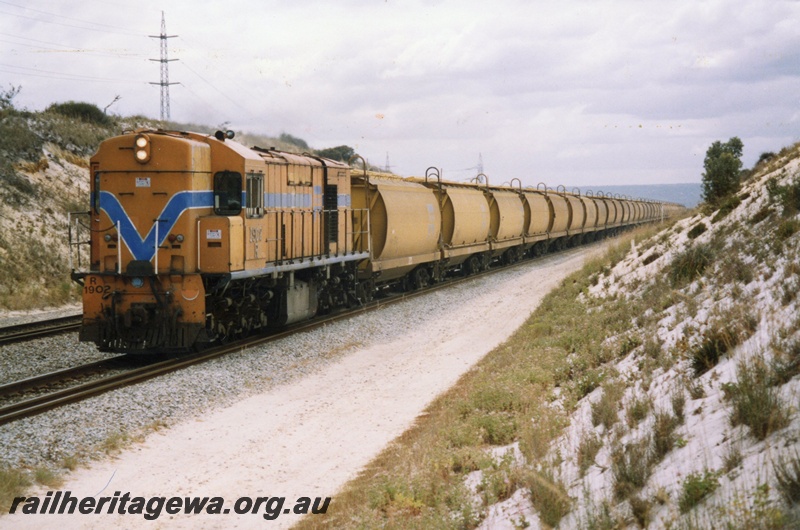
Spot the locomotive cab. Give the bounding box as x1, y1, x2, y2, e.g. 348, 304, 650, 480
73, 130, 214, 352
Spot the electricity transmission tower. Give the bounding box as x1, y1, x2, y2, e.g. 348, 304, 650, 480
150, 12, 178, 121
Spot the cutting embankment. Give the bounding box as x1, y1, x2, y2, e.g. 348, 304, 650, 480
294, 144, 800, 530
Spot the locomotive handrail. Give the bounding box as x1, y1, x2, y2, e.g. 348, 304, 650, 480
348, 154, 373, 259
68, 211, 92, 273
117, 221, 122, 274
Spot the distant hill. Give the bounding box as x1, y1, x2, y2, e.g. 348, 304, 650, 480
584, 183, 702, 207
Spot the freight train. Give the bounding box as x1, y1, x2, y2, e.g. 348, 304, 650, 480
68, 129, 680, 353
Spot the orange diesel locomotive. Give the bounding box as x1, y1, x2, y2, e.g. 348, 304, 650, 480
69, 129, 678, 353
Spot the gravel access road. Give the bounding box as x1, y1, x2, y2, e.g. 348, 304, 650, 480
1, 242, 611, 529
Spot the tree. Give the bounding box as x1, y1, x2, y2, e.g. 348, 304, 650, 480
316, 145, 356, 163
279, 133, 309, 150
701, 137, 743, 206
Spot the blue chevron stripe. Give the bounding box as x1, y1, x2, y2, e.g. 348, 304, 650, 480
99, 191, 213, 262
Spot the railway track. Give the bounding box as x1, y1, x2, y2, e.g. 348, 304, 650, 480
0, 315, 82, 346
0, 241, 610, 426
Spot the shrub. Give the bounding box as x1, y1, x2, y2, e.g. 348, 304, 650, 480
776, 219, 800, 241
756, 151, 776, 167
642, 251, 661, 266
691, 308, 758, 376
611, 438, 652, 500
470, 413, 517, 445
0, 114, 44, 163
669, 243, 714, 287
767, 174, 800, 217
711, 195, 742, 223
679, 469, 720, 513
626, 396, 651, 428
652, 412, 679, 461
0, 466, 31, 513
630, 495, 652, 528
525, 469, 571, 527
671, 390, 686, 424
577, 431, 603, 475
773, 450, 800, 506
687, 223, 707, 239
726, 358, 789, 440
45, 101, 111, 125
592, 382, 623, 429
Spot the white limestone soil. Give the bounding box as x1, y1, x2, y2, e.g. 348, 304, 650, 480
7, 243, 611, 530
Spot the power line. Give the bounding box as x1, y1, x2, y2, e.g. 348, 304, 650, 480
0, 35, 144, 60
0, 62, 142, 83
0, 1, 145, 37
178, 60, 251, 115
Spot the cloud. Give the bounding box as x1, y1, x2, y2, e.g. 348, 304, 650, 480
2, 0, 799, 187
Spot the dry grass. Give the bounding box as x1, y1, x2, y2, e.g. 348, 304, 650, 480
292, 227, 662, 529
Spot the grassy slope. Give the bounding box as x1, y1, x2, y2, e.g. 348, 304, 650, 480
293, 144, 800, 529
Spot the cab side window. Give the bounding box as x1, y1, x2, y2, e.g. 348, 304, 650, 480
214, 171, 242, 215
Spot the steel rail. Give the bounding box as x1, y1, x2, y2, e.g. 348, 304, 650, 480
0, 239, 610, 426
0, 356, 129, 398
0, 315, 82, 346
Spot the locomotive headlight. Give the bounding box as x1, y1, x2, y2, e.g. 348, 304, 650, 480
175, 234, 184, 243
104, 234, 112, 242
131, 277, 144, 288
134, 134, 151, 164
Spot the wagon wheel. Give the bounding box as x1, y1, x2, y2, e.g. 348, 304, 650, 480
413, 267, 430, 290
465, 256, 481, 276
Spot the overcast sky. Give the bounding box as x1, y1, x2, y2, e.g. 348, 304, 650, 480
2, 0, 799, 188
